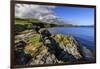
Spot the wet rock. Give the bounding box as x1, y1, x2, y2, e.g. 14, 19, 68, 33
81, 46, 94, 61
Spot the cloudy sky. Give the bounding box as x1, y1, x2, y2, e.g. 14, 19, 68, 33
15, 4, 94, 25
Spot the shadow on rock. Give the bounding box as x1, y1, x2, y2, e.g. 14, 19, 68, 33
14, 41, 33, 65
44, 37, 76, 62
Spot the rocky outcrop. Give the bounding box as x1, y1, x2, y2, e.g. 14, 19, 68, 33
15, 30, 35, 41
24, 43, 59, 65
54, 34, 82, 59
15, 30, 94, 65
27, 48, 58, 65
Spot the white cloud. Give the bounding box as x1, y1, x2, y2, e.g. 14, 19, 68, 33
15, 4, 57, 22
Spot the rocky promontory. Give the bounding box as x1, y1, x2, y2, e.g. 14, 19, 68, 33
14, 29, 94, 65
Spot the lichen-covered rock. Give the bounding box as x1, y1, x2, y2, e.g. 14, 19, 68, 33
54, 34, 82, 59
15, 30, 94, 65
25, 44, 59, 65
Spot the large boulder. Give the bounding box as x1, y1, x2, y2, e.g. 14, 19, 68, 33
39, 28, 51, 38
54, 34, 82, 59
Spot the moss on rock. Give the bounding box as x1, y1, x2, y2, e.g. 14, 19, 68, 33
26, 34, 41, 44
53, 34, 82, 59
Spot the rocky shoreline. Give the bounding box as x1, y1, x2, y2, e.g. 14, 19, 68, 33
14, 28, 94, 65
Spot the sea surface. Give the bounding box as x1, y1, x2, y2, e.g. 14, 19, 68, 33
48, 26, 95, 51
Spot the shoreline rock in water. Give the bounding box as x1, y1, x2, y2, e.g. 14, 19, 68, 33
53, 34, 82, 59
15, 29, 94, 65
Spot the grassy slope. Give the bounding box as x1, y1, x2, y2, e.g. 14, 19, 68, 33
15, 18, 75, 28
